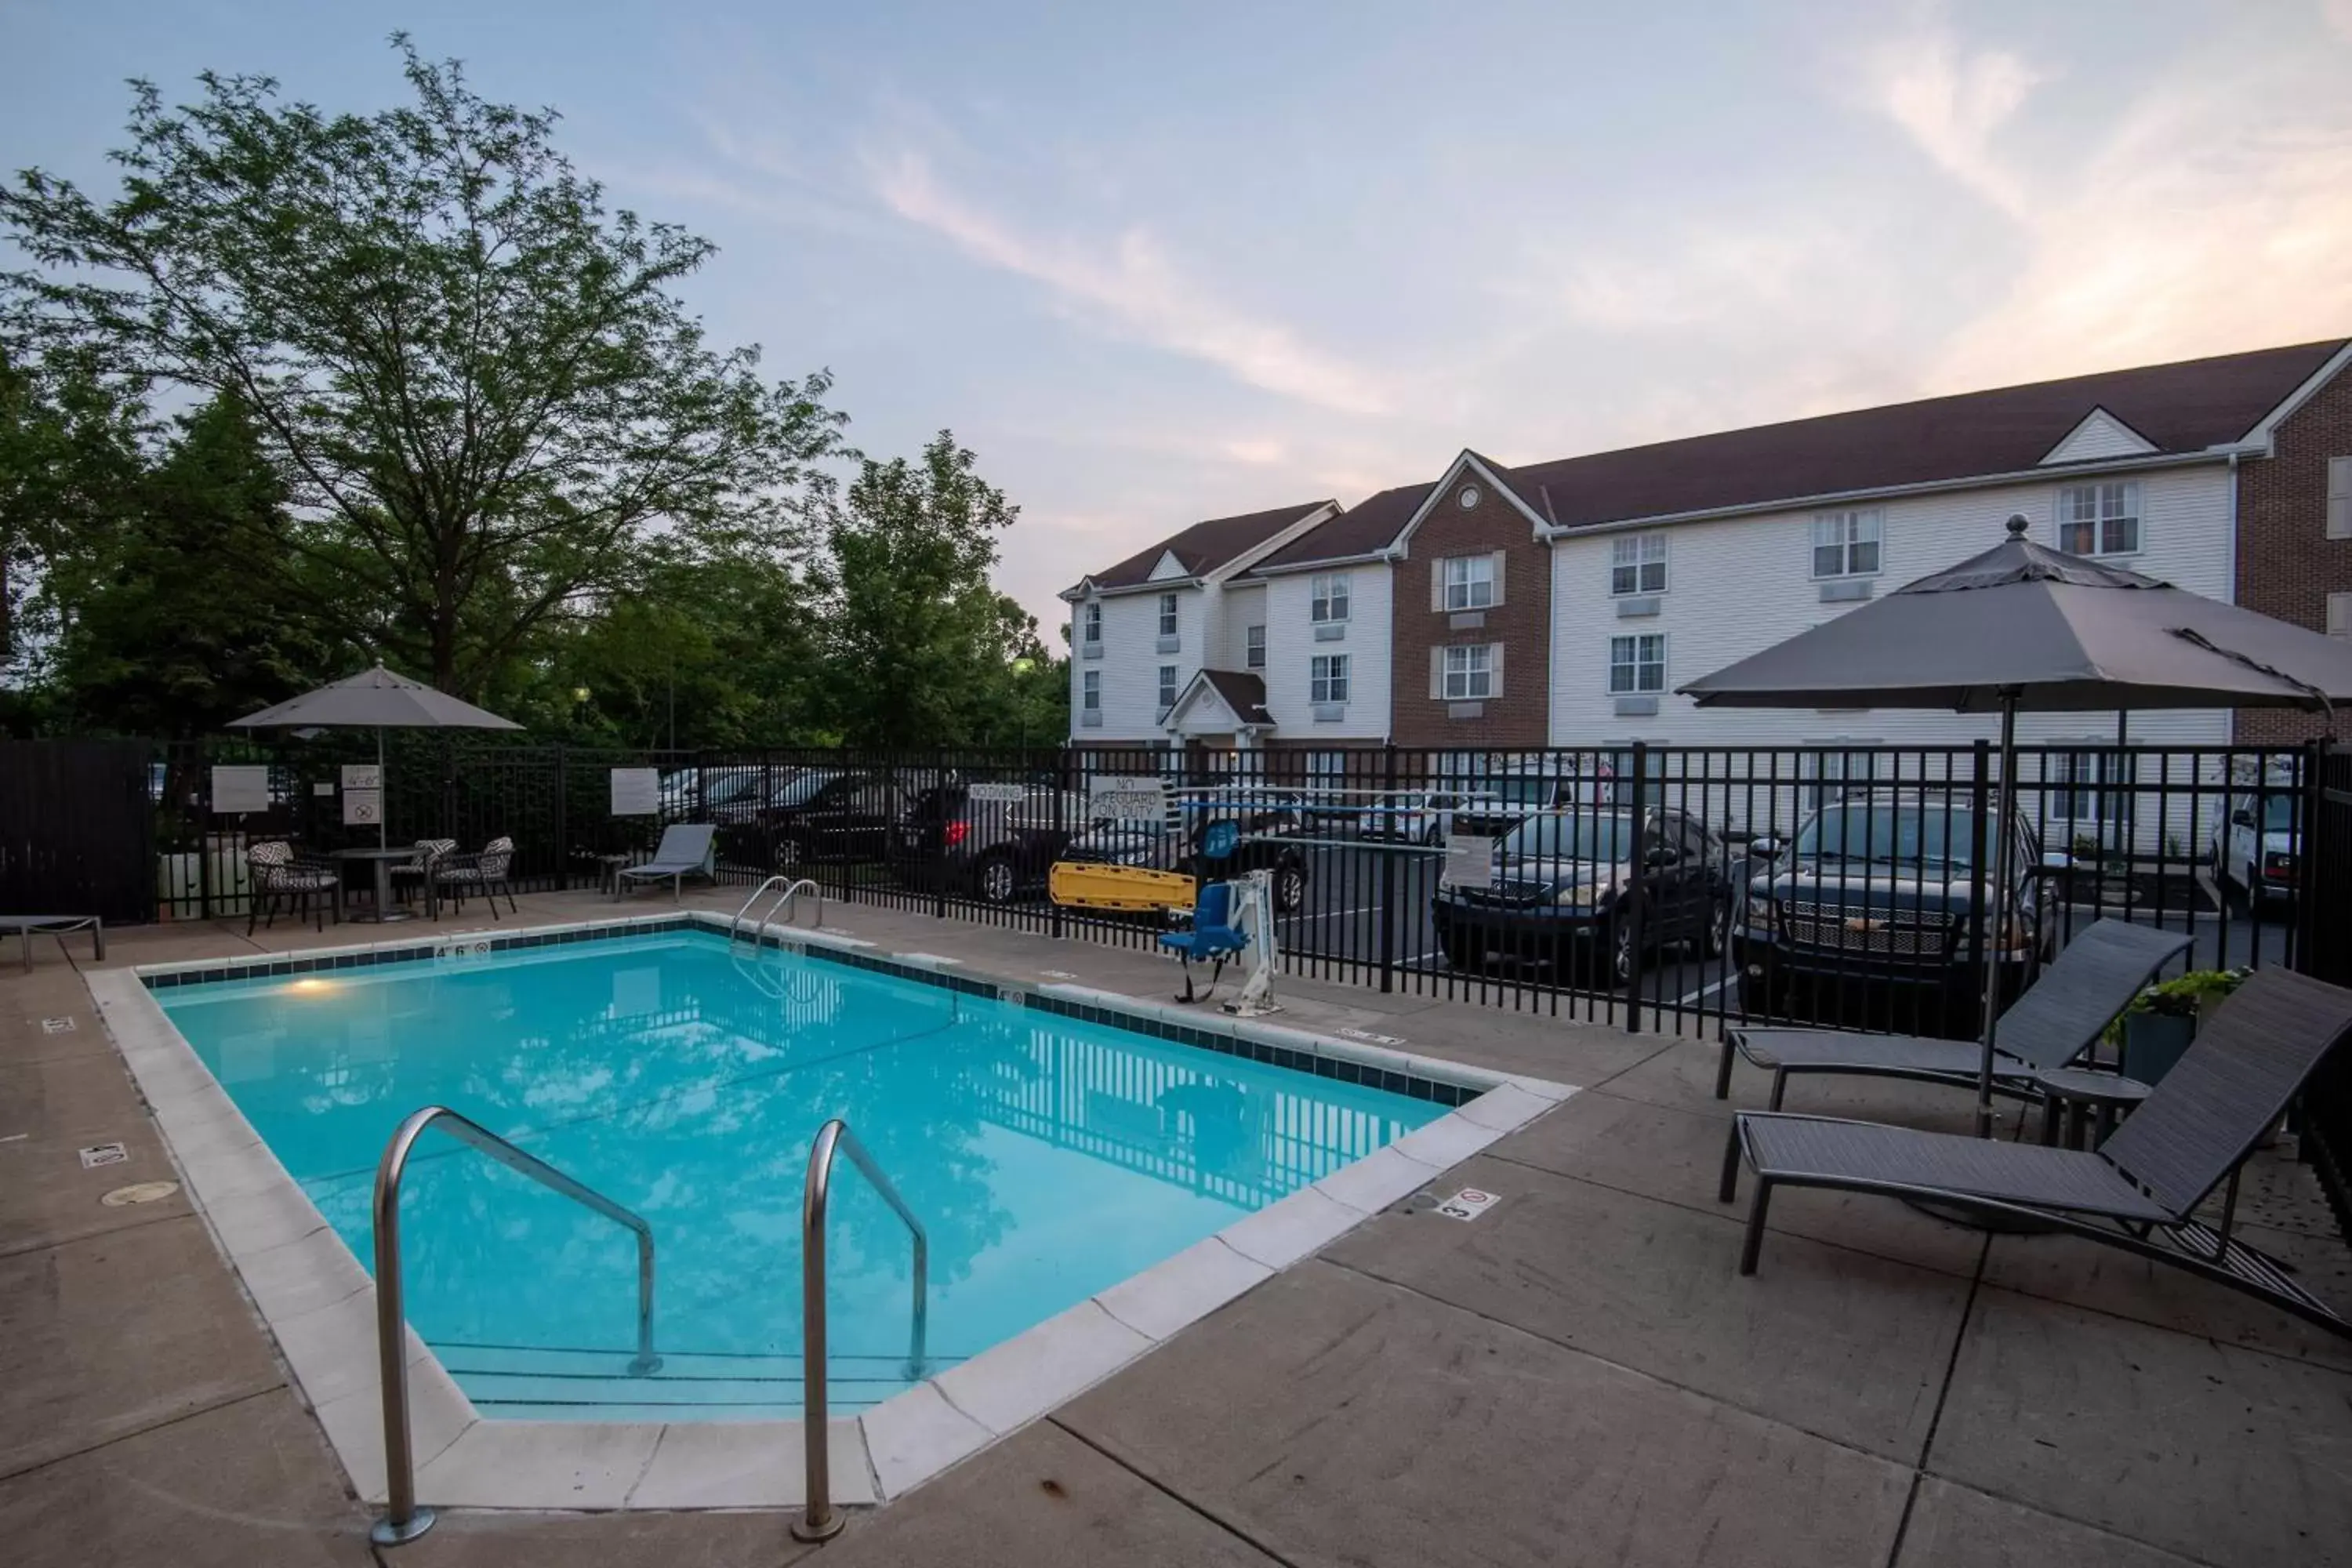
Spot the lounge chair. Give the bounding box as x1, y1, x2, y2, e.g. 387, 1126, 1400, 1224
1716, 918, 2192, 1107
1160, 880, 1249, 1003
1718, 965, 2352, 1338
0, 914, 105, 971
613, 823, 717, 900
247, 840, 341, 935
434, 836, 518, 919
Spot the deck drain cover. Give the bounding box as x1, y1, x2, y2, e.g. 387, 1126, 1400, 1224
102, 1181, 180, 1207
42, 1017, 76, 1033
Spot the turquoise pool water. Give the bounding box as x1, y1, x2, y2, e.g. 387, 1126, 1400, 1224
158, 931, 1442, 1419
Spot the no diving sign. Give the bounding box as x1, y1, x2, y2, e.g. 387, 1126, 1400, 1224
1435, 1187, 1499, 1222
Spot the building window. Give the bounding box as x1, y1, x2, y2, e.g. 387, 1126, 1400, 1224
1442, 644, 1494, 699
1610, 533, 1668, 596
1442, 555, 1495, 611
1607, 633, 1666, 694
1310, 573, 1351, 623
2328, 456, 2351, 541
1156, 593, 1179, 637
2057, 482, 2140, 556
1811, 510, 1882, 578
2053, 749, 2134, 832
1246, 624, 1266, 669
1156, 665, 1178, 713
1310, 653, 1350, 705
1799, 741, 1882, 808
1082, 601, 1102, 644
1082, 670, 1102, 711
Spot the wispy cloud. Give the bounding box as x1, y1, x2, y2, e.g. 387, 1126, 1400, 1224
868, 151, 1395, 416
1858, 24, 2043, 218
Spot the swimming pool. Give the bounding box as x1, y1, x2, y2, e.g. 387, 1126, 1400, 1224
152, 924, 1454, 1421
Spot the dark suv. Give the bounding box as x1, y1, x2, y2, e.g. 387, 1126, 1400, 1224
887, 782, 1087, 904
717, 769, 907, 871
1734, 789, 2048, 1036
1432, 806, 1733, 982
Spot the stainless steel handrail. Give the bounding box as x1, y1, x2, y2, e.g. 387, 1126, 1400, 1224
793, 1118, 928, 1543
729, 875, 824, 945
369, 1105, 661, 1548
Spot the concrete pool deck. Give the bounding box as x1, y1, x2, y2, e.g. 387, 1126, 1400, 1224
4, 886, 2350, 1566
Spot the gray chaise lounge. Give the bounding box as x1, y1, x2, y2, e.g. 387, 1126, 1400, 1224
1719, 965, 2352, 1338
1717, 918, 2192, 1106
613, 823, 718, 900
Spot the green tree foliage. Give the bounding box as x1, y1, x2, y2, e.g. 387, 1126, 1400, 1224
0, 347, 143, 680
819, 430, 1051, 747
45, 392, 342, 736
0, 38, 843, 698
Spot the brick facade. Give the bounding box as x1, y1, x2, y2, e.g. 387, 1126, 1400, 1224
1388, 474, 1552, 747
2234, 360, 2352, 742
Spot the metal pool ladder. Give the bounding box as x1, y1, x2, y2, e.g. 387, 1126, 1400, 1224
369, 1105, 662, 1547
731, 875, 823, 946
795, 1117, 929, 1543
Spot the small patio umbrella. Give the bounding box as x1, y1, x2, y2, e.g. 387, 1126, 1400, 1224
227, 663, 523, 849
1681, 514, 2352, 1135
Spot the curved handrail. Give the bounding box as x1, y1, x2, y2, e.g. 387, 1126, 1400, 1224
369, 1106, 661, 1548
730, 875, 825, 945
793, 1118, 928, 1543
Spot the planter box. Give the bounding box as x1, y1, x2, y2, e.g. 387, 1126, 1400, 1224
2122, 1011, 2195, 1086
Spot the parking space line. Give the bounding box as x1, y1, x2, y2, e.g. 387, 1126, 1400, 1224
1676, 976, 1734, 1007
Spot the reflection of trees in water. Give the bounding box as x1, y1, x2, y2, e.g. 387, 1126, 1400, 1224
178, 938, 1430, 1366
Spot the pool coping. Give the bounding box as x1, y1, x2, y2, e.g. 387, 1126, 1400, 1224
87, 911, 1577, 1515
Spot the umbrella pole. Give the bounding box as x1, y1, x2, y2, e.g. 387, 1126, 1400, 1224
377, 728, 387, 851
1976, 693, 2020, 1138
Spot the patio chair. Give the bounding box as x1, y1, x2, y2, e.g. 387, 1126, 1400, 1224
613, 823, 718, 900
1160, 880, 1249, 1003
433, 835, 518, 920
1718, 965, 2352, 1339
246, 840, 341, 935
1715, 918, 2192, 1108
387, 839, 457, 915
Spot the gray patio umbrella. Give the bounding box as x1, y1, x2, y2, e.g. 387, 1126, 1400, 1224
227, 663, 523, 848
1680, 515, 2352, 1135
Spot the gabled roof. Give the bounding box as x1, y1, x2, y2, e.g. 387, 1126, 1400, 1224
1513, 337, 2347, 533
1168, 668, 1272, 728
1070, 501, 1336, 595
1251, 482, 1431, 572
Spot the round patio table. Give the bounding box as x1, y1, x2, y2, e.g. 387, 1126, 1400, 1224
2033, 1065, 2152, 1150
331, 846, 422, 923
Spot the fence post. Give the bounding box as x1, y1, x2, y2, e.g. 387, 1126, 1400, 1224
2294, 737, 2326, 977
1377, 745, 1399, 993
1624, 742, 1647, 1034
1966, 739, 1991, 1035
553, 746, 570, 893
1052, 750, 1068, 942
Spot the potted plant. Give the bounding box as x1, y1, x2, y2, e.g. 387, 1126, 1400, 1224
2116, 968, 2246, 1084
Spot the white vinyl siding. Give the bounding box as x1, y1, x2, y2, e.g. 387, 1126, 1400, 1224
2056, 481, 2140, 557
2328, 456, 2352, 541
1263, 568, 1390, 738
1310, 573, 1352, 623
1607, 633, 1666, 694
1610, 533, 1668, 596
1811, 510, 1882, 577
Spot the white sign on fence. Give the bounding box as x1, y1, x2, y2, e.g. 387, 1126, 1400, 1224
210, 764, 270, 815
343, 788, 382, 826
609, 767, 661, 816
1088, 775, 1167, 823
341, 764, 382, 792
967, 782, 1028, 804
1441, 834, 1497, 888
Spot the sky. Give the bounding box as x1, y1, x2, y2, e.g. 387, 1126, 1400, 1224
7, 0, 2352, 637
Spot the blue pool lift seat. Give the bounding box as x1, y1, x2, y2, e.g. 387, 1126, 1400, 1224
1160, 880, 1248, 1004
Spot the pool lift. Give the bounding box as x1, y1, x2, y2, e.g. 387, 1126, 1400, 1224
1221, 868, 1283, 1018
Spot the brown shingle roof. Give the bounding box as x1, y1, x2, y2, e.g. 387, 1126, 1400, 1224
1250, 482, 1432, 572
1512, 338, 2345, 532
1076, 501, 1334, 593
1195, 669, 1272, 726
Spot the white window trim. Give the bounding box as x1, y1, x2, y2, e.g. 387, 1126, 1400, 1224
2054, 481, 2143, 558
1310, 652, 1352, 705
1609, 532, 1669, 597
1606, 632, 1668, 695
1310, 572, 1352, 623
1081, 670, 1102, 711
2327, 456, 2352, 542
1809, 510, 1882, 579
1245, 624, 1267, 669
1082, 601, 1102, 644
1156, 593, 1180, 637
1442, 643, 1494, 700
1442, 554, 1496, 612
1156, 664, 1180, 709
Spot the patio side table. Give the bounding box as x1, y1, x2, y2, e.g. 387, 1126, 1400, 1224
2033, 1065, 2152, 1150
331, 846, 423, 924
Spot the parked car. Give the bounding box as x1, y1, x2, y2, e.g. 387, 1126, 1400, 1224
887, 783, 1087, 904
2210, 786, 2301, 905
715, 769, 906, 869
1358, 790, 1487, 845
1063, 795, 1310, 913
1431, 806, 1733, 982
1734, 788, 2049, 1036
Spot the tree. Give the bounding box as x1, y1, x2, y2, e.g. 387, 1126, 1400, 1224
45, 391, 341, 736
0, 347, 144, 684
1, 37, 843, 698
819, 430, 1046, 747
